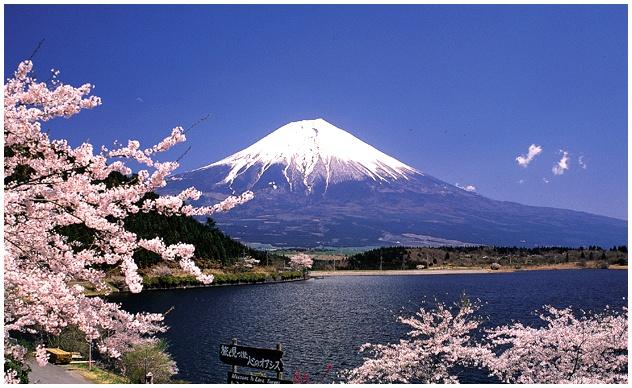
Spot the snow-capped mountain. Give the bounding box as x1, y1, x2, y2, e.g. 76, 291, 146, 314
195, 118, 418, 194
164, 119, 626, 248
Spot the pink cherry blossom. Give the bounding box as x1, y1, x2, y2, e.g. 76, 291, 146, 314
4, 60, 253, 380
483, 305, 628, 384
344, 298, 628, 384
289, 253, 313, 270
344, 298, 488, 383
34, 345, 49, 367
4, 370, 20, 384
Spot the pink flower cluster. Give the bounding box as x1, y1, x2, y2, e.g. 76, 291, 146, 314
3, 61, 252, 377
289, 253, 313, 270
234, 256, 260, 270
485, 304, 628, 384
4, 370, 20, 384
344, 299, 628, 384
344, 298, 485, 383
292, 371, 311, 384
35, 345, 49, 367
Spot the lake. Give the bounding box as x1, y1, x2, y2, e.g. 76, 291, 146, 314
110, 269, 627, 383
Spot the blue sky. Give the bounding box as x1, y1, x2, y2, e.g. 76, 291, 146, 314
4, 5, 627, 219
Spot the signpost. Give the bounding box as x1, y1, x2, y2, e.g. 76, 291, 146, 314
220, 339, 292, 384
219, 343, 284, 372
227, 372, 292, 384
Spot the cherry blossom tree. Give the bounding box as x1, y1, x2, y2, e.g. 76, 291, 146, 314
484, 305, 628, 384
344, 297, 489, 383
235, 256, 260, 271
343, 298, 628, 384
4, 60, 252, 382
288, 253, 313, 271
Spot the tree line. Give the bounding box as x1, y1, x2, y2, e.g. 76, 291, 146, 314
345, 245, 628, 270
60, 171, 286, 270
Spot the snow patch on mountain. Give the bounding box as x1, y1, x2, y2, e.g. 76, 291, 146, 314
194, 118, 420, 192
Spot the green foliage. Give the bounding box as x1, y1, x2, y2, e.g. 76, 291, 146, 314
348, 247, 411, 270
46, 326, 90, 356
72, 363, 130, 384
4, 357, 30, 384
213, 272, 270, 284
611, 257, 628, 266
120, 341, 177, 384
280, 271, 304, 280
125, 214, 254, 268
142, 271, 302, 289
142, 275, 199, 289
57, 171, 287, 270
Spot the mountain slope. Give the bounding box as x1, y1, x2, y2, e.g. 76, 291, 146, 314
164, 119, 626, 248
195, 118, 418, 194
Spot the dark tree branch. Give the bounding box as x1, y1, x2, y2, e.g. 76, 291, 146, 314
184, 113, 212, 134
174, 113, 212, 163
27, 38, 45, 61
175, 146, 192, 163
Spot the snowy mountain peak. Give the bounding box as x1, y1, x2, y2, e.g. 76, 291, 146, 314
196, 118, 420, 192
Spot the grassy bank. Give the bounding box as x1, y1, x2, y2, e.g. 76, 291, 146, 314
69, 363, 129, 384
141, 270, 305, 290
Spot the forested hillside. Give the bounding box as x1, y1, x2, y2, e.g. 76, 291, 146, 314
62, 172, 285, 270
125, 211, 277, 268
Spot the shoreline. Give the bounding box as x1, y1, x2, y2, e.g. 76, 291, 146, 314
91, 274, 308, 296
97, 265, 626, 295
139, 276, 307, 292
312, 265, 627, 277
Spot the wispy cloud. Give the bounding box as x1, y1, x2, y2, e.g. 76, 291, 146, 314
456, 183, 477, 192
516, 144, 543, 167
552, 150, 570, 175
517, 179, 525, 184
135, 97, 144, 103
578, 155, 588, 170
542, 177, 550, 183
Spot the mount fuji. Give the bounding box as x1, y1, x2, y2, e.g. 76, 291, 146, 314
164, 118, 626, 248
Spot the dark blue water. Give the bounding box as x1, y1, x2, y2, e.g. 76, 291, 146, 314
110, 269, 627, 383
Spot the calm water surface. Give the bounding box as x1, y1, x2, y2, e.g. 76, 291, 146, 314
110, 269, 627, 383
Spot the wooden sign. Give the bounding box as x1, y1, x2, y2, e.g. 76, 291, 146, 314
227, 372, 292, 384
219, 343, 284, 372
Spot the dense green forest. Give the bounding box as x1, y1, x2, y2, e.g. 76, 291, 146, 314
125, 211, 284, 268
61, 172, 286, 271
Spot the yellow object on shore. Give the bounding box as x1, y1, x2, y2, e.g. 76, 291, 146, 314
46, 348, 72, 365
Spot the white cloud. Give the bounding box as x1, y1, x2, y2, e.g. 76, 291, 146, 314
542, 177, 550, 183
552, 150, 570, 175
135, 97, 144, 103
456, 183, 477, 192
517, 179, 525, 184
578, 155, 588, 169
515, 144, 543, 167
